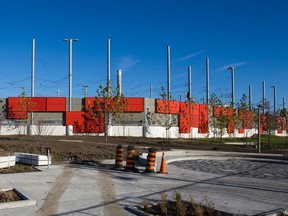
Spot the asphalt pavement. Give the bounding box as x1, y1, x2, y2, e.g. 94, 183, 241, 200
0, 150, 288, 216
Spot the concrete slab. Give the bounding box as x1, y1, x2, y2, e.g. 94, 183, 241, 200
0, 150, 287, 215
0, 188, 36, 210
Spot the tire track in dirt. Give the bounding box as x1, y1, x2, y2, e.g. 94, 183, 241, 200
37, 167, 77, 216
98, 170, 126, 216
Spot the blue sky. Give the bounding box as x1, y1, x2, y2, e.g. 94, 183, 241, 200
0, 0, 287, 109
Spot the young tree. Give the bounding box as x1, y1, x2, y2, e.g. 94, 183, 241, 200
17, 87, 36, 135
236, 94, 253, 141
85, 83, 128, 146
209, 93, 234, 143
279, 107, 288, 143
146, 86, 178, 141
265, 112, 280, 146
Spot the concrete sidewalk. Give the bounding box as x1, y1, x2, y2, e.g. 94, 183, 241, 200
0, 150, 288, 216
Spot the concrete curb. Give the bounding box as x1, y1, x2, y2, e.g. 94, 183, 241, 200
0, 188, 36, 210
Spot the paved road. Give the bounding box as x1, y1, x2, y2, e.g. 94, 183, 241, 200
170, 158, 288, 180
0, 151, 288, 216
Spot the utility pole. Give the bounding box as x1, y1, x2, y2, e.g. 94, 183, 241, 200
31, 38, 35, 125
107, 38, 111, 96
117, 69, 122, 96
167, 46, 171, 100
258, 105, 262, 153
63, 38, 78, 111
188, 66, 192, 101
82, 85, 88, 98
271, 85, 276, 113
206, 57, 210, 105
249, 84, 252, 110
227, 66, 235, 107
262, 81, 265, 114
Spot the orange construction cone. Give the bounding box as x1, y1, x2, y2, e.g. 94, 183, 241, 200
159, 152, 168, 174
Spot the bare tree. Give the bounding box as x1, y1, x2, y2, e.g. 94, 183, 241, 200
85, 83, 128, 146
146, 86, 178, 141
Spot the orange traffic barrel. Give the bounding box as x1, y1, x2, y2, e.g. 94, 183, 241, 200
115, 145, 124, 169
125, 145, 136, 171
145, 147, 156, 173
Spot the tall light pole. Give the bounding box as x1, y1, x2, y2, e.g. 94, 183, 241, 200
63, 38, 78, 111
227, 66, 235, 107
31, 38, 35, 125
262, 81, 266, 113
167, 46, 171, 100
249, 84, 252, 110
188, 66, 192, 101
258, 105, 262, 153
206, 57, 210, 105
82, 85, 88, 98
271, 85, 276, 113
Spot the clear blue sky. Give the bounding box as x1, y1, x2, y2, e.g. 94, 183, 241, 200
0, 0, 287, 109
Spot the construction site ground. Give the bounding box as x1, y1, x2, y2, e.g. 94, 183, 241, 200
0, 135, 288, 215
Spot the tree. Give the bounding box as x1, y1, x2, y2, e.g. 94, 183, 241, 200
85, 83, 128, 146
236, 94, 253, 141
279, 108, 288, 143
16, 87, 36, 135
209, 93, 234, 143
146, 86, 178, 140
265, 112, 280, 146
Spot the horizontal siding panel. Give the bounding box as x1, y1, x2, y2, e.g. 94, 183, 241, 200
46, 97, 66, 111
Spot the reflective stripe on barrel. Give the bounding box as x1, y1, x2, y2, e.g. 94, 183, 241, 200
145, 147, 156, 173
125, 145, 136, 171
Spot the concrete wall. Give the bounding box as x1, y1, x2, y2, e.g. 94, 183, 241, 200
111, 126, 143, 137
144, 126, 179, 138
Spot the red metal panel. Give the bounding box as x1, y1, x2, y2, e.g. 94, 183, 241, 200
190, 103, 199, 128
227, 121, 234, 134
7, 111, 28, 119
7, 97, 29, 119
31, 97, 46, 111
179, 102, 191, 133
238, 128, 245, 134
84, 97, 106, 111
65, 111, 85, 133
84, 97, 96, 109
156, 99, 179, 114
7, 97, 22, 111
238, 110, 252, 129
199, 104, 209, 133
65, 111, 84, 126
124, 98, 144, 112
46, 97, 66, 111
65, 111, 105, 133
84, 112, 105, 133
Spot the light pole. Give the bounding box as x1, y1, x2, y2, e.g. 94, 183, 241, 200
258, 105, 262, 153
82, 85, 88, 98
270, 85, 276, 114
227, 66, 235, 107
63, 38, 78, 111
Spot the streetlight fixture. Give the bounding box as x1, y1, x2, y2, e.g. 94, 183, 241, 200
227, 66, 235, 107
63, 38, 78, 111
270, 85, 276, 114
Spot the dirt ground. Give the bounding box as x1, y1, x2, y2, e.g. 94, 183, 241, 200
0, 135, 287, 164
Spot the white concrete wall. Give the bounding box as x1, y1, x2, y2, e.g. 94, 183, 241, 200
0, 125, 67, 136
111, 126, 143, 137
0, 125, 25, 135
144, 126, 179, 138
28, 125, 67, 136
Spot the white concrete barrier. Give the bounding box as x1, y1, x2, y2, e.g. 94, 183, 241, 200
15, 153, 51, 166
0, 155, 16, 169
